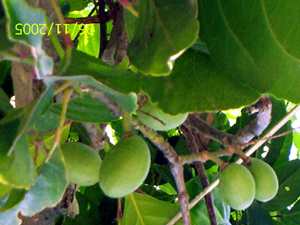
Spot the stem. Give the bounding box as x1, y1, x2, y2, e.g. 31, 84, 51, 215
122, 111, 133, 137
116, 198, 123, 225
46, 88, 73, 162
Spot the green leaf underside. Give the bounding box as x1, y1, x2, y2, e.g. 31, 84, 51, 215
50, 94, 117, 123
44, 75, 137, 113
66, 50, 259, 114
128, 0, 199, 75
200, 0, 300, 103
0, 149, 67, 225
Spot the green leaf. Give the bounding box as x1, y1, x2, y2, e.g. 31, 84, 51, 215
0, 189, 26, 211
244, 202, 274, 225
0, 135, 36, 189
121, 193, 182, 225
265, 160, 300, 211
50, 93, 117, 123
66, 50, 259, 114
275, 201, 300, 225
185, 177, 231, 225
199, 0, 300, 104
0, 61, 11, 85
7, 86, 54, 155
0, 148, 67, 225
264, 98, 292, 166
45, 73, 137, 113
128, 0, 199, 75
0, 88, 12, 114
62, 0, 90, 11
0, 19, 13, 53
293, 132, 300, 150
67, 7, 100, 57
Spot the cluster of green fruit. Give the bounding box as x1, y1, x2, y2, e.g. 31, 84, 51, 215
62, 135, 150, 198
219, 158, 279, 210
61, 101, 188, 198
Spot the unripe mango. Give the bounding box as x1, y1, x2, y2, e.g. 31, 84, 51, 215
61, 142, 102, 186
99, 135, 150, 198
247, 158, 278, 202
219, 164, 255, 210
136, 102, 188, 131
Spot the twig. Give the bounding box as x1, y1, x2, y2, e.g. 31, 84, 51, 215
167, 105, 300, 225
64, 15, 109, 24
133, 120, 191, 225
181, 123, 218, 225
188, 114, 236, 145
46, 88, 73, 162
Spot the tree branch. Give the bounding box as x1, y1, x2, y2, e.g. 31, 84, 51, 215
133, 120, 191, 225
64, 15, 110, 24
167, 104, 300, 225
181, 121, 218, 225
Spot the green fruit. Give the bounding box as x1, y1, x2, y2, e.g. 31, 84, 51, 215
219, 164, 255, 210
137, 102, 188, 131
61, 142, 102, 186
248, 158, 279, 202
99, 135, 150, 198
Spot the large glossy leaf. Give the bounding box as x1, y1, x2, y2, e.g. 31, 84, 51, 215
0, 148, 67, 225
121, 193, 183, 225
128, 0, 199, 75
66, 50, 259, 114
265, 160, 300, 211
244, 202, 274, 225
200, 0, 300, 104
274, 201, 300, 225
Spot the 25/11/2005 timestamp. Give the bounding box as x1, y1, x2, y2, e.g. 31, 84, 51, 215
15, 23, 90, 36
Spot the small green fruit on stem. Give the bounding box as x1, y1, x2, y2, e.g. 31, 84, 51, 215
219, 163, 255, 210
99, 135, 151, 198
247, 158, 279, 202
61, 142, 102, 186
